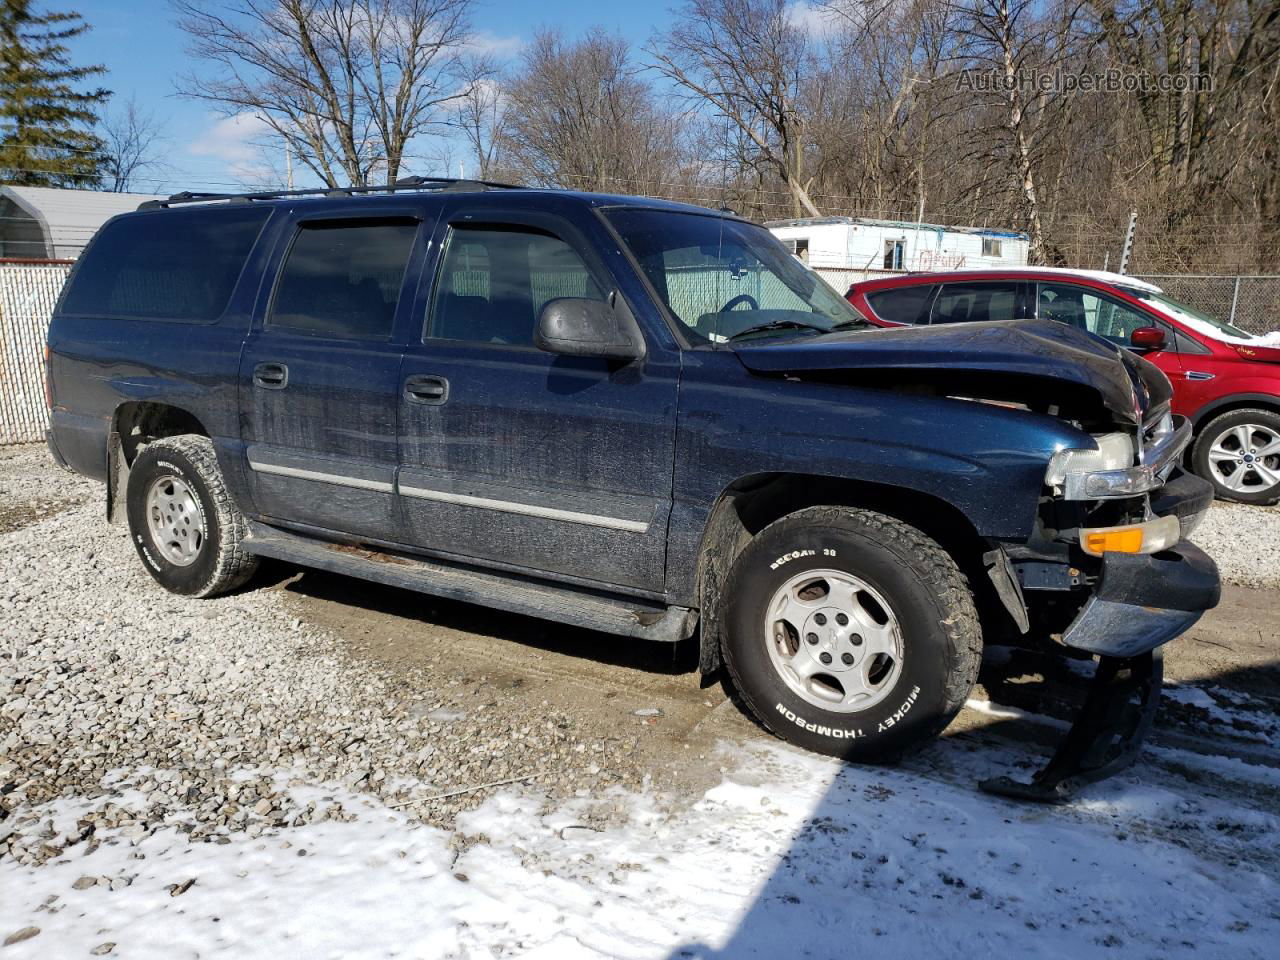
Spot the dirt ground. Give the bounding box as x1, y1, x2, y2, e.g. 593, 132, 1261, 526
275, 559, 1280, 810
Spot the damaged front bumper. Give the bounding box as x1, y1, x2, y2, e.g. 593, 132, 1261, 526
1062, 540, 1220, 658
983, 470, 1221, 803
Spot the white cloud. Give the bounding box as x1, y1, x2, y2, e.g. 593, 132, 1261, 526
466, 29, 523, 58
187, 113, 276, 181
785, 0, 836, 37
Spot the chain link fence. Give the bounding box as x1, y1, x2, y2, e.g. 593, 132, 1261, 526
1, 263, 70, 445
1130, 275, 1280, 335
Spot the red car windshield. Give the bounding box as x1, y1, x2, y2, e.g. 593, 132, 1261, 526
1124, 287, 1257, 341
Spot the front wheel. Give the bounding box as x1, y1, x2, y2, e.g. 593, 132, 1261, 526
1192, 408, 1280, 506
720, 506, 981, 761
125, 434, 258, 597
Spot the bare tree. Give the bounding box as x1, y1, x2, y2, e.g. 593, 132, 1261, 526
814, 0, 959, 219
649, 0, 820, 217
1086, 0, 1280, 268
502, 29, 685, 192
448, 55, 506, 180
171, 0, 476, 187
944, 0, 1079, 263
100, 97, 168, 192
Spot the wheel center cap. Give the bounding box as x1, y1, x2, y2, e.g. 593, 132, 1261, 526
1244, 454, 1255, 463
803, 606, 864, 672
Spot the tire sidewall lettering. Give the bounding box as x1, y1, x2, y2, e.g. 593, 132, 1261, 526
769, 546, 836, 571
775, 702, 863, 739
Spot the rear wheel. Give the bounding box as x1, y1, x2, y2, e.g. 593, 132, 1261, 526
719, 506, 981, 761
1193, 408, 1280, 505
125, 435, 258, 597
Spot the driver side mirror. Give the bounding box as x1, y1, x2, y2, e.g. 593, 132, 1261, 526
535, 296, 646, 361
1130, 326, 1166, 351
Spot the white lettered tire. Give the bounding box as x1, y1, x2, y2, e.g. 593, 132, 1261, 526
720, 506, 981, 761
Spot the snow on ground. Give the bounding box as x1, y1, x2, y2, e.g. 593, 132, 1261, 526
3, 739, 1277, 960
4, 445, 1280, 958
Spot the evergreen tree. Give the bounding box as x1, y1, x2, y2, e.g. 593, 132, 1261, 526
0, 2, 109, 188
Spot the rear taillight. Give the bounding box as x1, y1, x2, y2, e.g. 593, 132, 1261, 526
44, 344, 53, 409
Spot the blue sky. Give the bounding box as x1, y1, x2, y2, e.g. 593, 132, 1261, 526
68, 1, 680, 193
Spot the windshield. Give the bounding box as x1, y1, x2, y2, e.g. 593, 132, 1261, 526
1126, 287, 1256, 342
605, 208, 867, 343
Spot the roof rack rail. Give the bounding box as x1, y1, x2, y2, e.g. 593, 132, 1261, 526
136, 176, 525, 211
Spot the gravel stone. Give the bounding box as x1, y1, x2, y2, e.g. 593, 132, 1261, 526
2, 927, 39, 947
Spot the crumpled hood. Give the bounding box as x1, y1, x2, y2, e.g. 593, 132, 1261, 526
732, 319, 1170, 427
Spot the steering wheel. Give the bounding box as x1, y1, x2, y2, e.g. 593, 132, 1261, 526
720, 294, 759, 312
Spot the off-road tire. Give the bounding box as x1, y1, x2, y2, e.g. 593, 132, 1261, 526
1192, 407, 1280, 506
125, 434, 258, 597
720, 506, 981, 762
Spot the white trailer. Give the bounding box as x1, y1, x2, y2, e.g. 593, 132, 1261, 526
766, 216, 1029, 273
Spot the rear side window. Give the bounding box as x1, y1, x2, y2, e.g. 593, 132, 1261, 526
931, 282, 1019, 324
865, 285, 934, 324
269, 220, 418, 340
60, 207, 269, 322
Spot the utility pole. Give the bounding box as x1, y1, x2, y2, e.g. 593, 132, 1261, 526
285, 145, 294, 190
1119, 209, 1137, 274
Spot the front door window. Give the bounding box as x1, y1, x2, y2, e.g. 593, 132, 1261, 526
428, 226, 606, 346
1037, 283, 1164, 346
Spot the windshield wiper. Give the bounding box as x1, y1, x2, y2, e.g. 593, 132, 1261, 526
829, 318, 872, 331
726, 319, 829, 342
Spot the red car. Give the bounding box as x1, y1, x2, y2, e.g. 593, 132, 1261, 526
846, 267, 1280, 505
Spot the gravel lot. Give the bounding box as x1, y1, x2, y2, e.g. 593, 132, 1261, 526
1192, 499, 1280, 589
2, 441, 1279, 957
1, 445, 698, 871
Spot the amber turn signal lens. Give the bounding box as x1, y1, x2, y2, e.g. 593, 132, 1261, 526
1083, 528, 1145, 555
1078, 515, 1181, 557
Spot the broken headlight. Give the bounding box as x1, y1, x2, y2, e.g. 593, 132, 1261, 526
1045, 432, 1159, 500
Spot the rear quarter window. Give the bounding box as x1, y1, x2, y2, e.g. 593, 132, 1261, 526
864, 285, 934, 324
59, 207, 271, 322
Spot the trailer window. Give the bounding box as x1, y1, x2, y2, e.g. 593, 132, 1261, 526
782, 237, 810, 263
883, 240, 905, 270
982, 238, 1003, 258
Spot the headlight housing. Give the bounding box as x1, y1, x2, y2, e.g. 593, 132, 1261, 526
1046, 432, 1160, 500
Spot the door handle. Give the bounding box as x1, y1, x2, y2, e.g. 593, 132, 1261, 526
253, 362, 289, 389
404, 374, 449, 405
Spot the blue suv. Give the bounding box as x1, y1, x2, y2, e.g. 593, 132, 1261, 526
45, 180, 1219, 800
